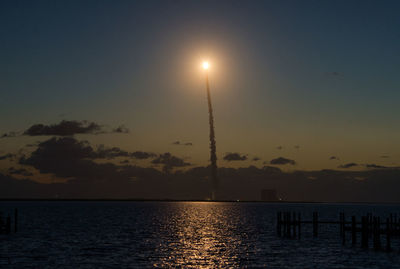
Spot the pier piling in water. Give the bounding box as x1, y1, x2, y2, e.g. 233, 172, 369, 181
277, 211, 399, 252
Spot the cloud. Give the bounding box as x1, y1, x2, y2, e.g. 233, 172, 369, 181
381, 155, 390, 159
12, 120, 130, 137
113, 125, 130, 134
270, 157, 296, 165
8, 167, 33, 177
276, 146, 283, 150
0, 153, 15, 160
338, 163, 358, 169
24, 120, 102, 136
223, 152, 247, 161
130, 151, 157, 159
365, 164, 388, 169
252, 157, 261, 161
172, 141, 193, 146
1, 131, 18, 138
19, 137, 161, 181
329, 156, 339, 160
294, 145, 300, 150
151, 152, 191, 173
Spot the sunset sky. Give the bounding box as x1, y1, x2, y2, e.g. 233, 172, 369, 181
1, 0, 400, 184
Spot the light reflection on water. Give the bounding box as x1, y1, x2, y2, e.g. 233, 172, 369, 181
153, 202, 242, 267
1, 201, 400, 268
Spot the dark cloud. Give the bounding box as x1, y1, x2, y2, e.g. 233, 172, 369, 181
294, 145, 300, 150
19, 120, 129, 137
113, 125, 130, 134
270, 157, 296, 165
8, 167, 33, 177
1, 131, 18, 138
223, 153, 247, 161
24, 120, 102, 136
130, 151, 156, 159
338, 163, 358, 169
381, 155, 390, 159
262, 166, 282, 173
365, 164, 388, 169
252, 157, 261, 161
95, 145, 156, 160
172, 141, 193, 146
19, 137, 162, 182
329, 156, 339, 160
151, 152, 191, 173
0, 153, 15, 160
276, 146, 283, 150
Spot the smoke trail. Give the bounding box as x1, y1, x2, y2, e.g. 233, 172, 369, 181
205, 73, 218, 200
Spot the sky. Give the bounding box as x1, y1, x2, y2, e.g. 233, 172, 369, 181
1, 0, 400, 200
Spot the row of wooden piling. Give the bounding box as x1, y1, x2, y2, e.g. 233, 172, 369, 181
277, 211, 400, 252
0, 209, 18, 234
342, 213, 400, 252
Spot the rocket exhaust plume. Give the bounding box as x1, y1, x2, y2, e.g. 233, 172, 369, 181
205, 71, 218, 200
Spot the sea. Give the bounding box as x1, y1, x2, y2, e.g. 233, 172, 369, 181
1, 201, 400, 268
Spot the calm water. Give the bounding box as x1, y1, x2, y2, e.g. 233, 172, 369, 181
1, 201, 400, 268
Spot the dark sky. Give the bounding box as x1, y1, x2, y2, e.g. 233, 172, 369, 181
1, 0, 400, 200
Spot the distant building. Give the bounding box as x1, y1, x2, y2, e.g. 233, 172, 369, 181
261, 189, 278, 201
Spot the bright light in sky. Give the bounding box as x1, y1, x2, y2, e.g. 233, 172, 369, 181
202, 61, 209, 70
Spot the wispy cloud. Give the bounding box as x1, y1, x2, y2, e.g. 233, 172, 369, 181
338, 163, 358, 169
152, 152, 191, 173
223, 152, 247, 161
270, 157, 296, 165
172, 141, 193, 146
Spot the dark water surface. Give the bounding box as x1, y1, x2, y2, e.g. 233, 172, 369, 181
1, 201, 400, 268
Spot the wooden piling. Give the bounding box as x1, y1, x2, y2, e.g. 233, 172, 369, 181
361, 216, 368, 249
342, 218, 346, 245
313, 212, 318, 237
293, 212, 296, 238
351, 216, 356, 245
298, 213, 301, 239
14, 208, 18, 233
339, 213, 344, 236
6, 214, 11, 234
386, 217, 391, 252
373, 217, 381, 251
287, 212, 291, 238
277, 212, 282, 236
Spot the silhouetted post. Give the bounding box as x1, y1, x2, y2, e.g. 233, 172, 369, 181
277, 212, 282, 236
361, 216, 368, 249
298, 213, 301, 239
287, 212, 291, 237
342, 214, 346, 245
313, 212, 318, 237
6, 214, 11, 234
339, 213, 344, 236
368, 214, 373, 237
0, 212, 3, 232
373, 217, 381, 251
386, 217, 391, 252
293, 212, 296, 238
283, 212, 287, 237
14, 208, 18, 233
351, 216, 356, 245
